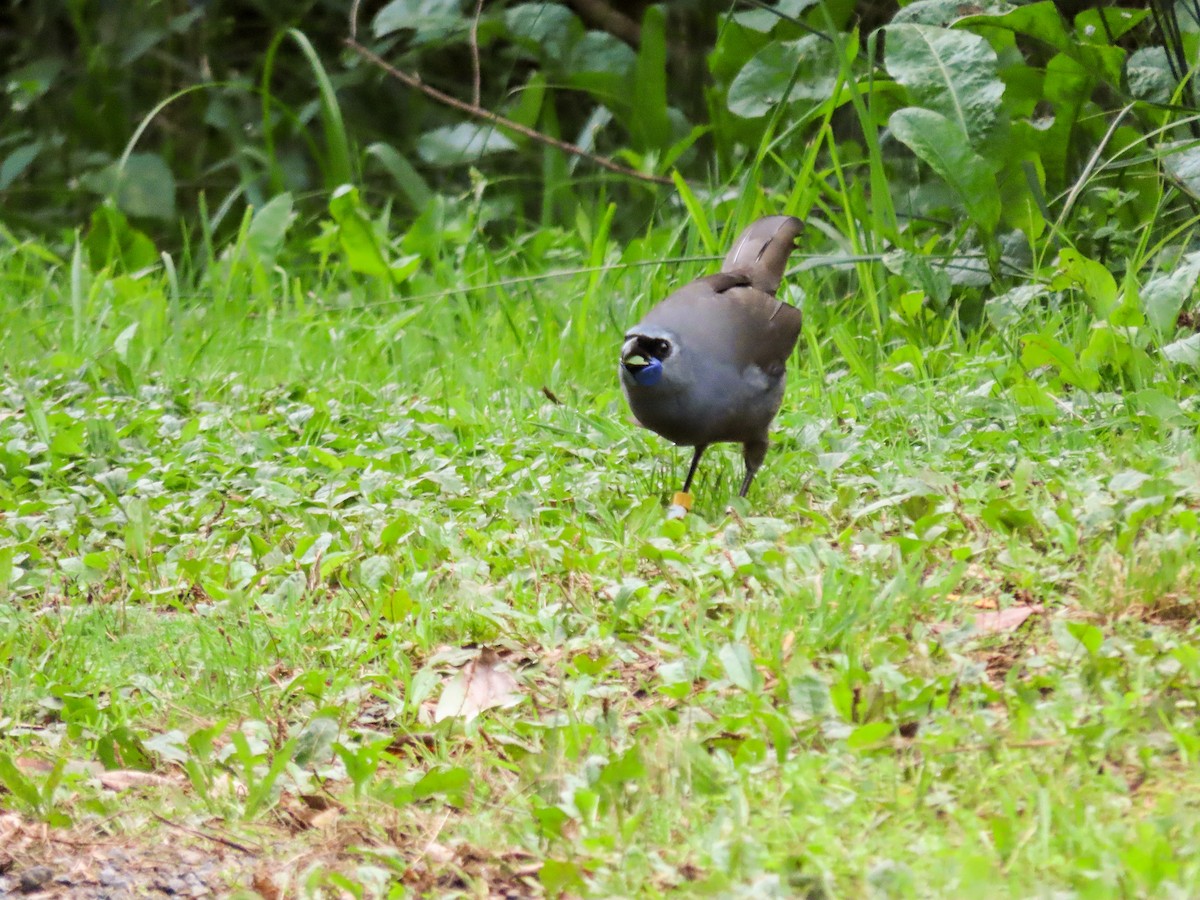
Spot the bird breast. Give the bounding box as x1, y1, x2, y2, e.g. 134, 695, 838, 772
621, 349, 785, 447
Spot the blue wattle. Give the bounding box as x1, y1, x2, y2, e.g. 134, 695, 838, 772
633, 357, 663, 386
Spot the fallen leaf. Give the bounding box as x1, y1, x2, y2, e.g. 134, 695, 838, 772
308, 807, 341, 830
780, 630, 796, 660
434, 648, 522, 723
299, 793, 343, 812
974, 604, 1044, 634
422, 840, 455, 865
98, 770, 174, 791
252, 869, 283, 900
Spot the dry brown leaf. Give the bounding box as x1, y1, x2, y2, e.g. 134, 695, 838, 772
308, 807, 341, 830
98, 770, 175, 791
433, 648, 522, 723
252, 869, 283, 900
974, 604, 1044, 634
15, 757, 56, 773
299, 793, 343, 812
422, 840, 456, 865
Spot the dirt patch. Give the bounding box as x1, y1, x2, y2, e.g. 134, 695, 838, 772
0, 807, 545, 898
0, 813, 255, 898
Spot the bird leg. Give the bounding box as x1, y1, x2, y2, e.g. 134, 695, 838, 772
682, 444, 708, 493
739, 440, 769, 497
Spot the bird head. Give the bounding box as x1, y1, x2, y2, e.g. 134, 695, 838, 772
620, 334, 672, 387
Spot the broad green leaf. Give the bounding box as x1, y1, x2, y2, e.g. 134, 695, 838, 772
505, 2, 578, 59
1080, 322, 1139, 377
1037, 53, 1093, 187
888, 107, 1000, 234
982, 498, 1038, 534
246, 193, 295, 268
1066, 621, 1103, 655
718, 642, 760, 691
846, 722, 893, 750
1127, 47, 1173, 103
885, 23, 1004, 147
359, 555, 393, 589
1075, 7, 1148, 43
416, 123, 517, 166
6, 58, 62, 106
0, 141, 40, 190
1160, 141, 1200, 202
112, 152, 177, 221
986, 285, 1043, 329
292, 717, 339, 767
1021, 332, 1100, 390
1131, 388, 1187, 424
597, 746, 645, 786
0, 753, 42, 809
1141, 251, 1200, 334
960, 2, 1073, 55
727, 36, 840, 119
412, 766, 471, 805
84, 202, 158, 271
734, 0, 819, 31
379, 515, 412, 548
540, 859, 587, 896
883, 250, 951, 311
1162, 333, 1200, 367
328, 185, 391, 279
566, 31, 635, 80
789, 674, 831, 717
1051, 248, 1118, 316
893, 0, 1006, 25
960, 2, 1126, 87
373, 0, 464, 39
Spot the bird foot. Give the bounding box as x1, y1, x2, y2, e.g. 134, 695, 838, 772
666, 491, 693, 519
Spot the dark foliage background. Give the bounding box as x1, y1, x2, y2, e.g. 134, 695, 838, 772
1, 0, 1198, 266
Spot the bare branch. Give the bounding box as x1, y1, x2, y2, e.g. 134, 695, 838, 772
344, 38, 673, 186
469, 0, 484, 107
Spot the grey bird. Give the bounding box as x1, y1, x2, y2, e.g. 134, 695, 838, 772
619, 215, 804, 500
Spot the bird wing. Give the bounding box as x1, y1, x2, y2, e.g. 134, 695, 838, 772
640, 273, 802, 374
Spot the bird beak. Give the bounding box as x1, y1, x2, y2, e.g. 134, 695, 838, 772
621, 337, 664, 387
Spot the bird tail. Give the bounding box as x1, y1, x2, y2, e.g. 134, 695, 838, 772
720, 215, 803, 294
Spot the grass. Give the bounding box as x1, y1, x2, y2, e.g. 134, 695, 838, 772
1, 207, 1200, 898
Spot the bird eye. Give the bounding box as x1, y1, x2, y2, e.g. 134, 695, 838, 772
653, 339, 671, 359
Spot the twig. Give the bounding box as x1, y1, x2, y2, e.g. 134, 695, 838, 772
470, 0, 484, 108
151, 813, 259, 855
419, 808, 453, 862
344, 38, 674, 186
927, 738, 1061, 756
